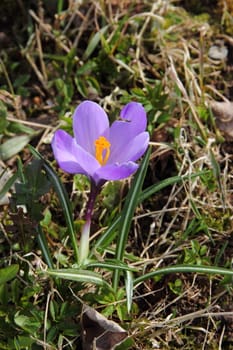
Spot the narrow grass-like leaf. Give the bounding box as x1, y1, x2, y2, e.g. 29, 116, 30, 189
57, 0, 64, 13
125, 270, 133, 314
83, 25, 109, 60
0, 264, 19, 284
0, 170, 18, 203
36, 225, 54, 269
113, 148, 151, 291
134, 264, 233, 285
17, 157, 26, 183
28, 145, 79, 263
46, 268, 110, 287
209, 148, 224, 206
86, 260, 137, 272
139, 170, 209, 203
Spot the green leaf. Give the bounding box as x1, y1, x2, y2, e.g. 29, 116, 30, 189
0, 135, 33, 160
12, 336, 34, 349
0, 169, 19, 204
86, 259, 137, 272
14, 312, 41, 335
74, 77, 88, 97
83, 25, 109, 60
13, 159, 51, 221
0, 101, 8, 133
45, 268, 110, 287
139, 170, 209, 203
209, 148, 224, 205
0, 283, 8, 304
134, 264, 233, 285
13, 74, 30, 88
37, 225, 54, 269
0, 265, 19, 285
8, 121, 35, 135
25, 159, 51, 197
125, 271, 133, 314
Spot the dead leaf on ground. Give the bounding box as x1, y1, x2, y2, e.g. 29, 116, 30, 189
81, 304, 128, 350
208, 40, 228, 60
210, 100, 233, 140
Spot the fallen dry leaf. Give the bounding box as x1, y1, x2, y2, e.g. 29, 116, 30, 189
210, 100, 233, 140
81, 305, 128, 350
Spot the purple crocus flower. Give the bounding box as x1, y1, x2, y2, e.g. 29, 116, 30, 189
52, 100, 149, 186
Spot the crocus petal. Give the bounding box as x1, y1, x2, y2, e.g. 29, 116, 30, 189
109, 102, 147, 161
108, 132, 149, 164
73, 101, 109, 155
52, 130, 85, 174
109, 102, 147, 145
109, 131, 149, 163
120, 102, 147, 135
94, 161, 139, 183
52, 129, 100, 176
71, 141, 101, 177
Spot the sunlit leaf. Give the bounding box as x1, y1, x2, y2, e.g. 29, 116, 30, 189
0, 265, 19, 284
0, 135, 33, 160
83, 26, 109, 60
134, 264, 233, 286
125, 271, 133, 314
46, 268, 110, 287
86, 260, 137, 272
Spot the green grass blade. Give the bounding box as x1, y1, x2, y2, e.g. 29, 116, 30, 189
83, 25, 109, 60
0, 170, 19, 201
86, 260, 137, 272
57, 0, 64, 13
125, 270, 134, 314
112, 148, 151, 291
139, 170, 209, 203
36, 225, 54, 269
134, 264, 233, 285
45, 268, 110, 287
17, 157, 26, 183
28, 145, 79, 263
209, 148, 224, 206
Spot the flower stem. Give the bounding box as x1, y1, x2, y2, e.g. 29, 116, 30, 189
78, 181, 101, 265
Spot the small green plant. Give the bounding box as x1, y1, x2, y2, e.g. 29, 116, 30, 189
120, 81, 175, 135
182, 240, 210, 265
168, 278, 183, 295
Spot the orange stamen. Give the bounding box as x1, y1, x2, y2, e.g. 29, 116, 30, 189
95, 136, 111, 165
